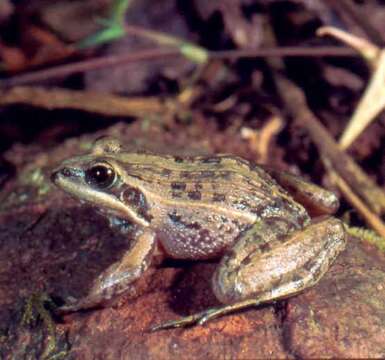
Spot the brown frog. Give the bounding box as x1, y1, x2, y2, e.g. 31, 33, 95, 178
51, 137, 346, 329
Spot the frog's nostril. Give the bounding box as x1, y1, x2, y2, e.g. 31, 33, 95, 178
61, 167, 73, 177
51, 167, 76, 183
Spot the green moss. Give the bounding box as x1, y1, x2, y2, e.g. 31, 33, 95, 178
21, 293, 68, 359
345, 225, 385, 252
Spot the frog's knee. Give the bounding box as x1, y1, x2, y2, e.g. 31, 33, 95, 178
211, 259, 268, 304
311, 216, 347, 250
212, 268, 239, 304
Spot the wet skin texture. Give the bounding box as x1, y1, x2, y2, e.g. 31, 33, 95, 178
51, 137, 346, 329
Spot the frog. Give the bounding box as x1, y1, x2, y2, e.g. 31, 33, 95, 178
50, 137, 346, 330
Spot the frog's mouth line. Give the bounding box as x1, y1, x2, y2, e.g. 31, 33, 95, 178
51, 171, 150, 227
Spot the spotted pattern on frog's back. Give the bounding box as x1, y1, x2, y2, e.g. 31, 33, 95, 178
112, 152, 309, 228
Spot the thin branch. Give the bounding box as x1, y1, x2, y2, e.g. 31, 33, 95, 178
0, 87, 168, 117
318, 27, 385, 150
211, 46, 356, 59
0, 46, 357, 88
274, 74, 385, 216
325, 0, 384, 46
327, 164, 385, 238
0, 48, 180, 88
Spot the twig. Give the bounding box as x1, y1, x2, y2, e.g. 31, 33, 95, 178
0, 86, 169, 117
0, 48, 180, 88
0, 46, 356, 88
124, 24, 188, 48
263, 24, 385, 223
241, 116, 283, 163
269, 62, 385, 235
326, 162, 385, 238
210, 47, 356, 59
274, 74, 385, 216
318, 27, 385, 150
325, 0, 384, 46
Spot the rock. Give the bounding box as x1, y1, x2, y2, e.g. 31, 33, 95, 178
0, 121, 384, 359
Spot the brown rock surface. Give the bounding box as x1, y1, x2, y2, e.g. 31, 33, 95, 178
286, 237, 385, 358
1, 122, 384, 359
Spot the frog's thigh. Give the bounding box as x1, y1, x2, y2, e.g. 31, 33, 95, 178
212, 217, 346, 305
265, 168, 339, 216
61, 229, 156, 311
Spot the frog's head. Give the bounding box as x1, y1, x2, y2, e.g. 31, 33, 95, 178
51, 137, 151, 227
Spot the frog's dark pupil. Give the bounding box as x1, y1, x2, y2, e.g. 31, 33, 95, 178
86, 165, 115, 188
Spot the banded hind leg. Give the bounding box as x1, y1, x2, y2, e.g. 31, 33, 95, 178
152, 217, 345, 330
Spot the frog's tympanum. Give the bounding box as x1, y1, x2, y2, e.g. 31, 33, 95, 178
51, 137, 346, 329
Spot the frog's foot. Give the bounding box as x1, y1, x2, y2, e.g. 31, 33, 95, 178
150, 310, 206, 331
56, 294, 102, 314
150, 298, 261, 331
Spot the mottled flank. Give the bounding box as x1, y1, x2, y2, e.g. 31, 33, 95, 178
168, 211, 181, 223
168, 211, 201, 229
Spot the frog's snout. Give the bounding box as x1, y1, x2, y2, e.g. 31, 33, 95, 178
51, 167, 81, 184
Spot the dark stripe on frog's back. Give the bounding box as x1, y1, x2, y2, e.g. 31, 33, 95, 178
125, 166, 275, 207
115, 152, 302, 213
116, 153, 252, 176
116, 153, 274, 187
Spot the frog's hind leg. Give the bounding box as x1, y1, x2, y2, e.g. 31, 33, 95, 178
213, 217, 345, 308
59, 228, 156, 313
151, 217, 345, 330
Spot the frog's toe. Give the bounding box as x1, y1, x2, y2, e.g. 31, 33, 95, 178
150, 310, 211, 331
56, 296, 95, 314
150, 319, 182, 331
150, 306, 230, 331
150, 316, 196, 331
196, 308, 222, 325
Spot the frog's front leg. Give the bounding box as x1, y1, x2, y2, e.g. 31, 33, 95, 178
59, 228, 156, 312
152, 217, 345, 330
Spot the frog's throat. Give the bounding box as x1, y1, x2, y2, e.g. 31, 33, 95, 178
56, 177, 150, 227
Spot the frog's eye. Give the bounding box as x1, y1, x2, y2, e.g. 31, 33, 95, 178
85, 163, 116, 189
